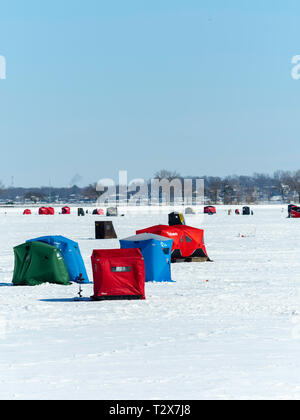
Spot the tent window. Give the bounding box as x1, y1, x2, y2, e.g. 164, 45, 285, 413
180, 236, 184, 243
111, 266, 131, 273
162, 248, 170, 255
185, 235, 192, 243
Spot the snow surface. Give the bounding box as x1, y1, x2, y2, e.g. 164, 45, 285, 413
1, 205, 300, 400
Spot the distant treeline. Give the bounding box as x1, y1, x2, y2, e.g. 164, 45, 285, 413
0, 170, 300, 204
153, 170, 300, 204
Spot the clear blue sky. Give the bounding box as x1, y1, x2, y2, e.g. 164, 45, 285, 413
0, 0, 300, 187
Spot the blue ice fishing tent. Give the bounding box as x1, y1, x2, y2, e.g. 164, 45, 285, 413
26, 236, 89, 284
120, 233, 174, 283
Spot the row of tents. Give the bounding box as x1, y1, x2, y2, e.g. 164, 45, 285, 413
26, 206, 205, 216
233, 206, 253, 216
22, 206, 258, 217
12, 212, 211, 300
189, 206, 252, 215
23, 207, 69, 215
93, 220, 211, 300
12, 205, 297, 300
23, 207, 119, 216
22, 206, 256, 218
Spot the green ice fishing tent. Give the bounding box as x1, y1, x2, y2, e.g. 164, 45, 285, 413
12, 241, 71, 286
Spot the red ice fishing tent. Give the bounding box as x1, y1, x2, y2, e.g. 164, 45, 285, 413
91, 249, 146, 301
288, 204, 296, 217
137, 225, 211, 262
23, 209, 32, 215
38, 207, 48, 215
62, 206, 71, 214
290, 206, 300, 218
39, 207, 55, 215
204, 206, 216, 214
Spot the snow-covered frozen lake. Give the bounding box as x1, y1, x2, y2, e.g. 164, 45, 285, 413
0, 205, 300, 400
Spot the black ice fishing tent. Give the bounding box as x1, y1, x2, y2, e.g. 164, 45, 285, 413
95, 221, 117, 239
168, 212, 186, 226
243, 206, 251, 215
78, 208, 85, 217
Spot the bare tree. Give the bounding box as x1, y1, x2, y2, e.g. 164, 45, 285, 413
230, 177, 243, 204
83, 183, 99, 200
0, 181, 4, 197
274, 170, 289, 202
283, 170, 300, 203
154, 170, 181, 181
24, 191, 46, 203
207, 177, 222, 204
221, 178, 235, 205
245, 186, 259, 204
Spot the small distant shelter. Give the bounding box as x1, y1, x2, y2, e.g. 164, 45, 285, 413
95, 221, 117, 239
288, 204, 296, 218
93, 209, 104, 216
78, 208, 85, 217
204, 206, 216, 215
62, 206, 71, 215
290, 206, 300, 219
243, 206, 251, 215
185, 207, 195, 215
168, 212, 186, 226
106, 207, 118, 217
39, 207, 55, 215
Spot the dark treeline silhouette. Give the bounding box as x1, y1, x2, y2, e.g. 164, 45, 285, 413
0, 170, 299, 204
